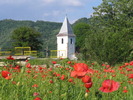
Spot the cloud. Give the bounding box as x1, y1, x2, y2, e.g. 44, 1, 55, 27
0, 0, 102, 22
41, 0, 84, 7
61, 0, 83, 6
43, 10, 61, 17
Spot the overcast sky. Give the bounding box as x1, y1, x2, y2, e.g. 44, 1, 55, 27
0, 0, 102, 23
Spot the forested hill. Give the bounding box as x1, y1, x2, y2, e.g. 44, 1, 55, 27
0, 19, 62, 50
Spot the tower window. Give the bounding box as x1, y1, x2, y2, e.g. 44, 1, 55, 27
61, 38, 64, 44
70, 38, 73, 44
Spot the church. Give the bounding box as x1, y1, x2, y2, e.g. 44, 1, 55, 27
56, 16, 76, 60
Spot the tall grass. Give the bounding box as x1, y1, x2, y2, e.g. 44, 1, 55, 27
0, 58, 133, 100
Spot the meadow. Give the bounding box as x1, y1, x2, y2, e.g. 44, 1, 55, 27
0, 56, 133, 100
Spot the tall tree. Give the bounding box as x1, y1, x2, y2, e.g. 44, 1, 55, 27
11, 27, 42, 50
73, 23, 90, 52
85, 0, 133, 65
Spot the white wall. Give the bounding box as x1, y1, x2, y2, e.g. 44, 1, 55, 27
57, 36, 75, 59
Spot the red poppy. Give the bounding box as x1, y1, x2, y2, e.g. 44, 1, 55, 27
84, 82, 93, 89
71, 71, 86, 78
7, 56, 14, 60
60, 75, 65, 80
52, 61, 56, 64
70, 63, 93, 78
99, 79, 120, 93
68, 78, 73, 82
129, 61, 133, 66
49, 80, 54, 83
32, 84, 38, 88
1, 71, 12, 79
33, 92, 39, 96
123, 90, 128, 93
124, 63, 129, 66
26, 63, 31, 68
25, 60, 29, 62
34, 97, 42, 100
82, 75, 91, 83
127, 74, 133, 79
67, 61, 72, 64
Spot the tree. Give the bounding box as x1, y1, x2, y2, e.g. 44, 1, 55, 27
73, 23, 91, 60
73, 23, 90, 52
11, 27, 42, 50
84, 0, 133, 65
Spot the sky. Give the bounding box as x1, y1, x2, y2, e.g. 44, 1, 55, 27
0, 0, 102, 23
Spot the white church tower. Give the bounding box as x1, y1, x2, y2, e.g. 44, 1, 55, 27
57, 16, 76, 60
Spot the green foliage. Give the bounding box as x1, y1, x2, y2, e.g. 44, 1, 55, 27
82, 0, 133, 65
11, 27, 42, 50
73, 23, 90, 52
0, 19, 61, 50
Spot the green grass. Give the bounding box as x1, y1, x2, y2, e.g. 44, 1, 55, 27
0, 58, 133, 100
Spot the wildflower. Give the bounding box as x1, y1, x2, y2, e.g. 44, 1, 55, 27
60, 75, 65, 80
86, 89, 90, 93
33, 92, 39, 96
32, 84, 38, 88
67, 61, 72, 64
99, 79, 120, 93
49, 80, 53, 83
49, 91, 52, 93
52, 61, 56, 64
68, 78, 73, 82
25, 60, 29, 62
26, 63, 32, 68
84, 82, 93, 89
82, 75, 91, 83
7, 55, 14, 60
1, 71, 12, 79
123, 87, 128, 93
124, 63, 129, 66
34, 97, 42, 100
127, 74, 133, 79
71, 63, 94, 78
129, 61, 133, 66
123, 90, 128, 93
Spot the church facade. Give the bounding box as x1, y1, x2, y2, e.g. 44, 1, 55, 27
56, 16, 76, 60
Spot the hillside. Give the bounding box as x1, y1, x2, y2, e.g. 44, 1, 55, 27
0, 19, 62, 51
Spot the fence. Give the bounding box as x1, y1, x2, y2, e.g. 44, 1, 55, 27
0, 47, 37, 57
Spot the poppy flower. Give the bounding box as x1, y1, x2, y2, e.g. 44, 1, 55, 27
127, 74, 133, 79
26, 63, 32, 68
70, 63, 94, 78
99, 79, 120, 93
68, 78, 73, 82
84, 82, 93, 89
67, 61, 72, 64
32, 84, 38, 88
33, 92, 39, 96
52, 61, 56, 64
34, 97, 42, 100
129, 61, 133, 66
7, 56, 14, 60
1, 71, 12, 79
49, 80, 53, 83
123, 90, 128, 93
82, 75, 91, 83
60, 75, 65, 80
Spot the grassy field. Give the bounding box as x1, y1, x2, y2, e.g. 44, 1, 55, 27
0, 56, 133, 100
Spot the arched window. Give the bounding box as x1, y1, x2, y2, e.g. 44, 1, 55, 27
61, 38, 63, 44
70, 38, 73, 44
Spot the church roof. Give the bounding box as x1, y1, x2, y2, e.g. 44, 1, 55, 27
57, 16, 75, 37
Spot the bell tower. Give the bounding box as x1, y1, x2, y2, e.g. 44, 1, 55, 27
57, 16, 76, 59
